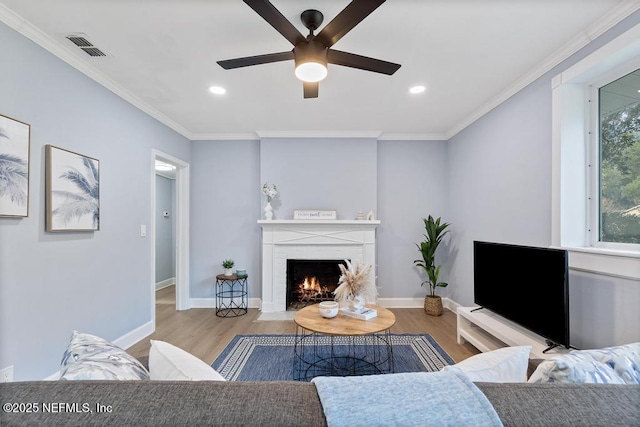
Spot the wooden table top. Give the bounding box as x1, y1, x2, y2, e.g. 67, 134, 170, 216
216, 274, 247, 280
294, 304, 396, 336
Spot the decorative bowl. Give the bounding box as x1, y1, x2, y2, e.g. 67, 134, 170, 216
319, 301, 339, 318
236, 269, 246, 277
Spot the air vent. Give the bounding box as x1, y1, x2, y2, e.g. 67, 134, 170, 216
65, 34, 107, 57
66, 35, 92, 47
81, 47, 106, 57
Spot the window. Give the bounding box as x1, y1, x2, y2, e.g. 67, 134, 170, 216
594, 69, 640, 246
551, 23, 640, 280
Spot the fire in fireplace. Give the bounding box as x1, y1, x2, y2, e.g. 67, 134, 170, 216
286, 259, 348, 309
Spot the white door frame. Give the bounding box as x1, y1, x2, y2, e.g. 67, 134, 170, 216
151, 150, 190, 328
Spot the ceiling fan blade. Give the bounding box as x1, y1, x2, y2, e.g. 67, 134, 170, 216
314, 0, 386, 48
217, 51, 294, 70
303, 82, 319, 98
327, 49, 400, 75
243, 0, 306, 46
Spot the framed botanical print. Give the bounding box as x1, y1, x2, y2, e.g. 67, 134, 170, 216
0, 114, 30, 217
45, 145, 100, 231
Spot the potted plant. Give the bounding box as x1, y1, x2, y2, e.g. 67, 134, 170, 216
222, 259, 234, 276
414, 215, 451, 316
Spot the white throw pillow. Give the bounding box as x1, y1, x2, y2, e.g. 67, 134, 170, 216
149, 340, 226, 381
450, 346, 531, 382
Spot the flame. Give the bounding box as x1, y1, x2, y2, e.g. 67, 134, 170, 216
300, 276, 321, 292
293, 275, 336, 306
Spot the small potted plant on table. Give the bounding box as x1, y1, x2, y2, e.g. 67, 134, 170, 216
414, 215, 451, 316
222, 259, 234, 277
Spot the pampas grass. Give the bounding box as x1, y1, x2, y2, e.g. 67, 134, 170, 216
333, 260, 377, 303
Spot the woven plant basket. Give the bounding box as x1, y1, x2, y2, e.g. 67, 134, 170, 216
424, 295, 443, 316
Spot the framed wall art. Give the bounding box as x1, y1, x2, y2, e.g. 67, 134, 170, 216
0, 114, 30, 217
45, 145, 100, 232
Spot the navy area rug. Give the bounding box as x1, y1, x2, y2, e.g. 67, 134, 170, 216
212, 334, 455, 382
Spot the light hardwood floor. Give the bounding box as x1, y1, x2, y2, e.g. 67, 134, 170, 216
127, 285, 480, 364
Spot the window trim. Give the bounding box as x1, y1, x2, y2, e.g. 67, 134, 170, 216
552, 23, 640, 280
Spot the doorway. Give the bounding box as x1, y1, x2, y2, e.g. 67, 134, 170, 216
155, 167, 176, 292
151, 150, 189, 330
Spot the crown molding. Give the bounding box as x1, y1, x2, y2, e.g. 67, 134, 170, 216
0, 4, 194, 141
378, 133, 447, 141
190, 131, 447, 141
256, 131, 382, 139
445, 1, 640, 140
190, 133, 259, 141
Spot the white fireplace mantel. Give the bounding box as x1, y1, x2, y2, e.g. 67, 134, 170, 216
258, 220, 380, 312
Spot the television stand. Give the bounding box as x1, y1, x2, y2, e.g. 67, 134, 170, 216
456, 307, 570, 359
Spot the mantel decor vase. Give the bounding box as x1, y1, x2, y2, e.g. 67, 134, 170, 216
264, 201, 273, 220
348, 294, 366, 313
424, 295, 443, 316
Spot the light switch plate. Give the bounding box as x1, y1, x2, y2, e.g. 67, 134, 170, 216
140, 225, 147, 237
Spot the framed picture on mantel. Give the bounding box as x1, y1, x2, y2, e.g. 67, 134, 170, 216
293, 209, 337, 220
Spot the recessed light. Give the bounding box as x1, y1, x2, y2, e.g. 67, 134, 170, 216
209, 86, 226, 95
409, 85, 426, 94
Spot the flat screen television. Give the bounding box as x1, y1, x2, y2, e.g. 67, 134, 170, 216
473, 241, 570, 351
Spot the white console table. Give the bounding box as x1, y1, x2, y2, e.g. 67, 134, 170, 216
457, 306, 569, 359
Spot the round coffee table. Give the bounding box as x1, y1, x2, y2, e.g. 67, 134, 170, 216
293, 304, 396, 381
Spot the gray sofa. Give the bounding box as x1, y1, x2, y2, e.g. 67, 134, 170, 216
2, 380, 639, 426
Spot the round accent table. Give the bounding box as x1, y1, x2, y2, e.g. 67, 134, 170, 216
293, 304, 396, 381
215, 274, 248, 318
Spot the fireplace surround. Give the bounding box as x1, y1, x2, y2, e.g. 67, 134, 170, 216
258, 220, 380, 313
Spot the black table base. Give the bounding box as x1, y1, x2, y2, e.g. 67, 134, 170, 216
293, 328, 394, 381
216, 275, 248, 318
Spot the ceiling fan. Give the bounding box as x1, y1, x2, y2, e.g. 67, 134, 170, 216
217, 0, 401, 98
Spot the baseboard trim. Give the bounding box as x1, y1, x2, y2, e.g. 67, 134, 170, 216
114, 321, 154, 350
155, 277, 176, 291
377, 297, 455, 310
189, 298, 261, 309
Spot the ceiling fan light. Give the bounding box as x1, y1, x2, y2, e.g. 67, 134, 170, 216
295, 61, 328, 83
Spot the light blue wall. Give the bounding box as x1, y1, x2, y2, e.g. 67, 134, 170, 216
190, 140, 262, 299
259, 138, 377, 220
377, 140, 449, 299
155, 175, 175, 283
0, 22, 190, 380
447, 12, 640, 349
447, 76, 553, 305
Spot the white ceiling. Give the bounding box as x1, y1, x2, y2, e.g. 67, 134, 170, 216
1, 0, 638, 140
